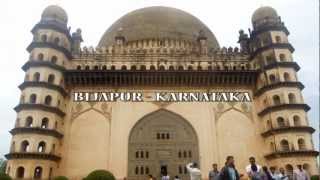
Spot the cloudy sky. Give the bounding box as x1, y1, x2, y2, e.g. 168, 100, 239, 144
0, 0, 318, 159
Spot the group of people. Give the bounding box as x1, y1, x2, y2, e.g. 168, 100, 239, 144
207, 156, 310, 180
148, 156, 311, 180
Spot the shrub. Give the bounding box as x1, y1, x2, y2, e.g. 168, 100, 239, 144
84, 170, 115, 180
53, 176, 69, 180
311, 175, 319, 180
0, 173, 12, 180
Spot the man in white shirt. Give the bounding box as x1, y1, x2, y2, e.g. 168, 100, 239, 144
293, 165, 310, 180
186, 162, 202, 180
245, 157, 261, 180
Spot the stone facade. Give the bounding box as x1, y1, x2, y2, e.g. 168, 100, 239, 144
5, 5, 319, 180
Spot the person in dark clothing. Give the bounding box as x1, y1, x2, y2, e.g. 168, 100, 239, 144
219, 156, 241, 180
261, 166, 274, 180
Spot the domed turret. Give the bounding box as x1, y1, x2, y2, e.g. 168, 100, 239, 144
41, 5, 68, 24
251, 6, 279, 28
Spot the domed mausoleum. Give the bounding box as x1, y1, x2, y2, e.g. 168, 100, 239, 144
4, 5, 319, 180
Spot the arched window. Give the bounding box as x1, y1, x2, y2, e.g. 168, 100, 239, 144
288, 93, 296, 104
21, 140, 30, 152
41, 118, 49, 128
37, 53, 44, 61
48, 74, 55, 84
140, 151, 144, 158
54, 37, 60, 45
146, 166, 149, 174
121, 65, 127, 70
157, 133, 160, 139
37, 141, 46, 153
140, 65, 146, 71
102, 65, 107, 70
272, 95, 281, 105
25, 116, 33, 127
51, 56, 58, 64
169, 66, 174, 71
178, 66, 184, 70
188, 150, 192, 158
188, 66, 193, 70
284, 72, 291, 81
183, 151, 187, 158
16, 166, 25, 178
94, 66, 99, 70
269, 74, 276, 83
198, 66, 202, 70
146, 151, 149, 159
293, 115, 301, 126
85, 65, 90, 70
34, 166, 43, 179
44, 95, 52, 106
275, 36, 281, 43
166, 133, 170, 139
178, 151, 182, 158
298, 138, 306, 150
279, 54, 286, 61
159, 65, 165, 70
135, 167, 139, 175
302, 164, 310, 174
150, 65, 156, 71
29, 94, 37, 104
179, 166, 183, 174
76, 65, 81, 70
277, 117, 286, 127
110, 65, 116, 70
280, 139, 290, 151
41, 34, 47, 42
131, 65, 137, 70
135, 151, 139, 158
33, 72, 40, 82
285, 164, 294, 179
140, 166, 144, 175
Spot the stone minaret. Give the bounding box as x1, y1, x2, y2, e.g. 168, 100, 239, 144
5, 5, 71, 179
249, 6, 319, 176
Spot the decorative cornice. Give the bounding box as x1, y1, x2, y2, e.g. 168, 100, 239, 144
27, 42, 72, 59
22, 60, 66, 72
264, 150, 319, 160
19, 81, 68, 97
14, 104, 65, 117
10, 127, 63, 139
254, 81, 304, 97
260, 61, 300, 72
261, 126, 315, 137
5, 152, 61, 162
64, 70, 258, 87
258, 104, 310, 117
31, 23, 72, 42
250, 43, 295, 60
250, 25, 290, 39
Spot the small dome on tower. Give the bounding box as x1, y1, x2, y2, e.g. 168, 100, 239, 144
41, 5, 68, 24
251, 6, 278, 24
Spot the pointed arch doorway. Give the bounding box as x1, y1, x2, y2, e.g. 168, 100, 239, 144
128, 109, 199, 180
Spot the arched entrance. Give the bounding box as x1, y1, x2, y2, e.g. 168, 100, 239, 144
128, 109, 199, 180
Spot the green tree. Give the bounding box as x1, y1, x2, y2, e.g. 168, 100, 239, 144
84, 170, 115, 180
0, 158, 7, 174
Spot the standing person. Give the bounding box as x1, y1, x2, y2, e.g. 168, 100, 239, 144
186, 162, 202, 180
245, 157, 262, 180
219, 156, 241, 180
278, 168, 289, 180
269, 167, 277, 180
209, 163, 220, 180
293, 165, 310, 180
161, 172, 170, 180
261, 166, 274, 180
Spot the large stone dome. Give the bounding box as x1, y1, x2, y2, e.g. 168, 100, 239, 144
41, 5, 68, 24
98, 6, 219, 49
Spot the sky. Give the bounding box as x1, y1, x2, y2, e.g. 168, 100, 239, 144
0, 0, 318, 159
